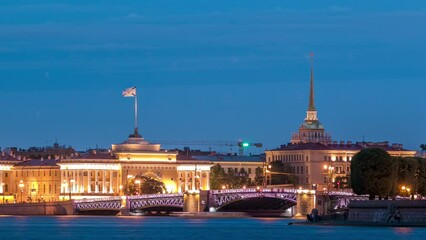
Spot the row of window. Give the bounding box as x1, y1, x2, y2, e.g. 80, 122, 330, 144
14, 170, 58, 178
12, 183, 58, 195
291, 166, 309, 175
123, 166, 176, 170
62, 172, 118, 177
324, 156, 352, 162
270, 154, 308, 162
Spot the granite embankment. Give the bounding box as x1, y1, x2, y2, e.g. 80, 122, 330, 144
0, 201, 74, 215
291, 200, 426, 227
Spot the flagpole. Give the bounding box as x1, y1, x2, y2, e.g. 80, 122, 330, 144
134, 87, 138, 136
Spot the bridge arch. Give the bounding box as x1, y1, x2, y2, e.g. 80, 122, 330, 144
129, 193, 184, 213
211, 189, 297, 213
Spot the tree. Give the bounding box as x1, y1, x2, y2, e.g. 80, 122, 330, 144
125, 175, 166, 195
269, 161, 295, 185
253, 167, 264, 186
420, 144, 426, 151
350, 148, 397, 200
210, 164, 227, 190
139, 176, 166, 194
395, 157, 419, 198
417, 158, 426, 197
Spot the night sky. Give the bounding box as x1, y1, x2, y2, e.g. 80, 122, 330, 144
0, 1, 425, 152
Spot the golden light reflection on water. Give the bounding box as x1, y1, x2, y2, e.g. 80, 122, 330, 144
393, 227, 414, 235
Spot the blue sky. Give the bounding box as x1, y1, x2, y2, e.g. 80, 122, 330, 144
0, 1, 425, 152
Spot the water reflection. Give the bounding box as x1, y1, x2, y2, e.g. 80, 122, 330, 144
0, 216, 425, 240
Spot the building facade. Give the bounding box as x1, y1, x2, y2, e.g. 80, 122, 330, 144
57, 134, 213, 200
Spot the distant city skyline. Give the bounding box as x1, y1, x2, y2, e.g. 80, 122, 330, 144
0, 1, 425, 151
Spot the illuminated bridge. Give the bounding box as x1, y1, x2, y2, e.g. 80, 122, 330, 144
73, 189, 361, 215
74, 193, 184, 215
209, 188, 297, 213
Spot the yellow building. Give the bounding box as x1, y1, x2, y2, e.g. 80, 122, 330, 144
0, 153, 20, 203
188, 154, 264, 181
57, 133, 212, 200
11, 159, 61, 203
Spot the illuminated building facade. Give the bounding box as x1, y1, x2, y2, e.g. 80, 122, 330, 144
57, 134, 212, 200
265, 58, 416, 189
12, 159, 61, 203
0, 153, 20, 203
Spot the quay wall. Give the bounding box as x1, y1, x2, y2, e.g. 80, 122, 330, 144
0, 201, 74, 215
348, 200, 426, 224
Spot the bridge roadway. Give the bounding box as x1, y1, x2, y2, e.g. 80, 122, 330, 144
73, 188, 364, 216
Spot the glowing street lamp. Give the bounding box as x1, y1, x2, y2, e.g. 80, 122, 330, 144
69, 179, 75, 200
323, 165, 334, 192
135, 179, 141, 195
18, 180, 24, 203
401, 185, 411, 198
1, 183, 4, 204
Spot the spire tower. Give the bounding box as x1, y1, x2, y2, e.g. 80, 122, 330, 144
308, 53, 316, 111
291, 52, 331, 144
305, 53, 318, 122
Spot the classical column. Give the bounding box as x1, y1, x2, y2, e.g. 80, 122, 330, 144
198, 171, 203, 190
177, 172, 182, 193
95, 170, 99, 193
116, 171, 120, 195
80, 170, 85, 193
64, 170, 68, 194
87, 171, 91, 193
102, 170, 106, 193
109, 171, 113, 193
184, 172, 188, 192
60, 169, 64, 194
73, 170, 77, 193
191, 172, 195, 191
206, 171, 210, 190
76, 170, 80, 193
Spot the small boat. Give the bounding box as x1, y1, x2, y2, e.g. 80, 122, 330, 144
130, 209, 147, 216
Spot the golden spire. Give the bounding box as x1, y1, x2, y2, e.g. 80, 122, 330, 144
308, 52, 316, 111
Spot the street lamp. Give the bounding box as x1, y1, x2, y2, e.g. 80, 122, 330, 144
69, 179, 75, 200
323, 165, 334, 192
135, 179, 141, 195
401, 186, 411, 198
1, 183, 4, 204
18, 180, 24, 203
263, 163, 272, 188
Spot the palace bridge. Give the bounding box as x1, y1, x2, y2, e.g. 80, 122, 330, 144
73, 188, 367, 216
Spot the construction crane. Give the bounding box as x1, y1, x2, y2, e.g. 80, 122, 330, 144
237, 140, 263, 156
152, 140, 263, 156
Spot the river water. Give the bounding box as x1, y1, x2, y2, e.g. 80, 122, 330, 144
1, 216, 425, 240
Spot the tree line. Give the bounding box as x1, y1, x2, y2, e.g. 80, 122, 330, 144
351, 148, 426, 200
210, 161, 296, 190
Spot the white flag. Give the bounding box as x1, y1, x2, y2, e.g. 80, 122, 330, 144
122, 87, 136, 97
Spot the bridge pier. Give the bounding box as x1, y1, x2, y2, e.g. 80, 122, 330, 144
183, 190, 209, 213
295, 190, 316, 218
119, 196, 130, 216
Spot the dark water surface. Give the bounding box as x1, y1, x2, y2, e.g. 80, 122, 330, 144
0, 216, 425, 240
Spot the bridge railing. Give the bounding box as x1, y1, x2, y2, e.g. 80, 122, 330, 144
211, 188, 298, 194
128, 193, 183, 200
74, 196, 122, 203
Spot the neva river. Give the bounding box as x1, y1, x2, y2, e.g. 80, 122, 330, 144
1, 216, 425, 240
